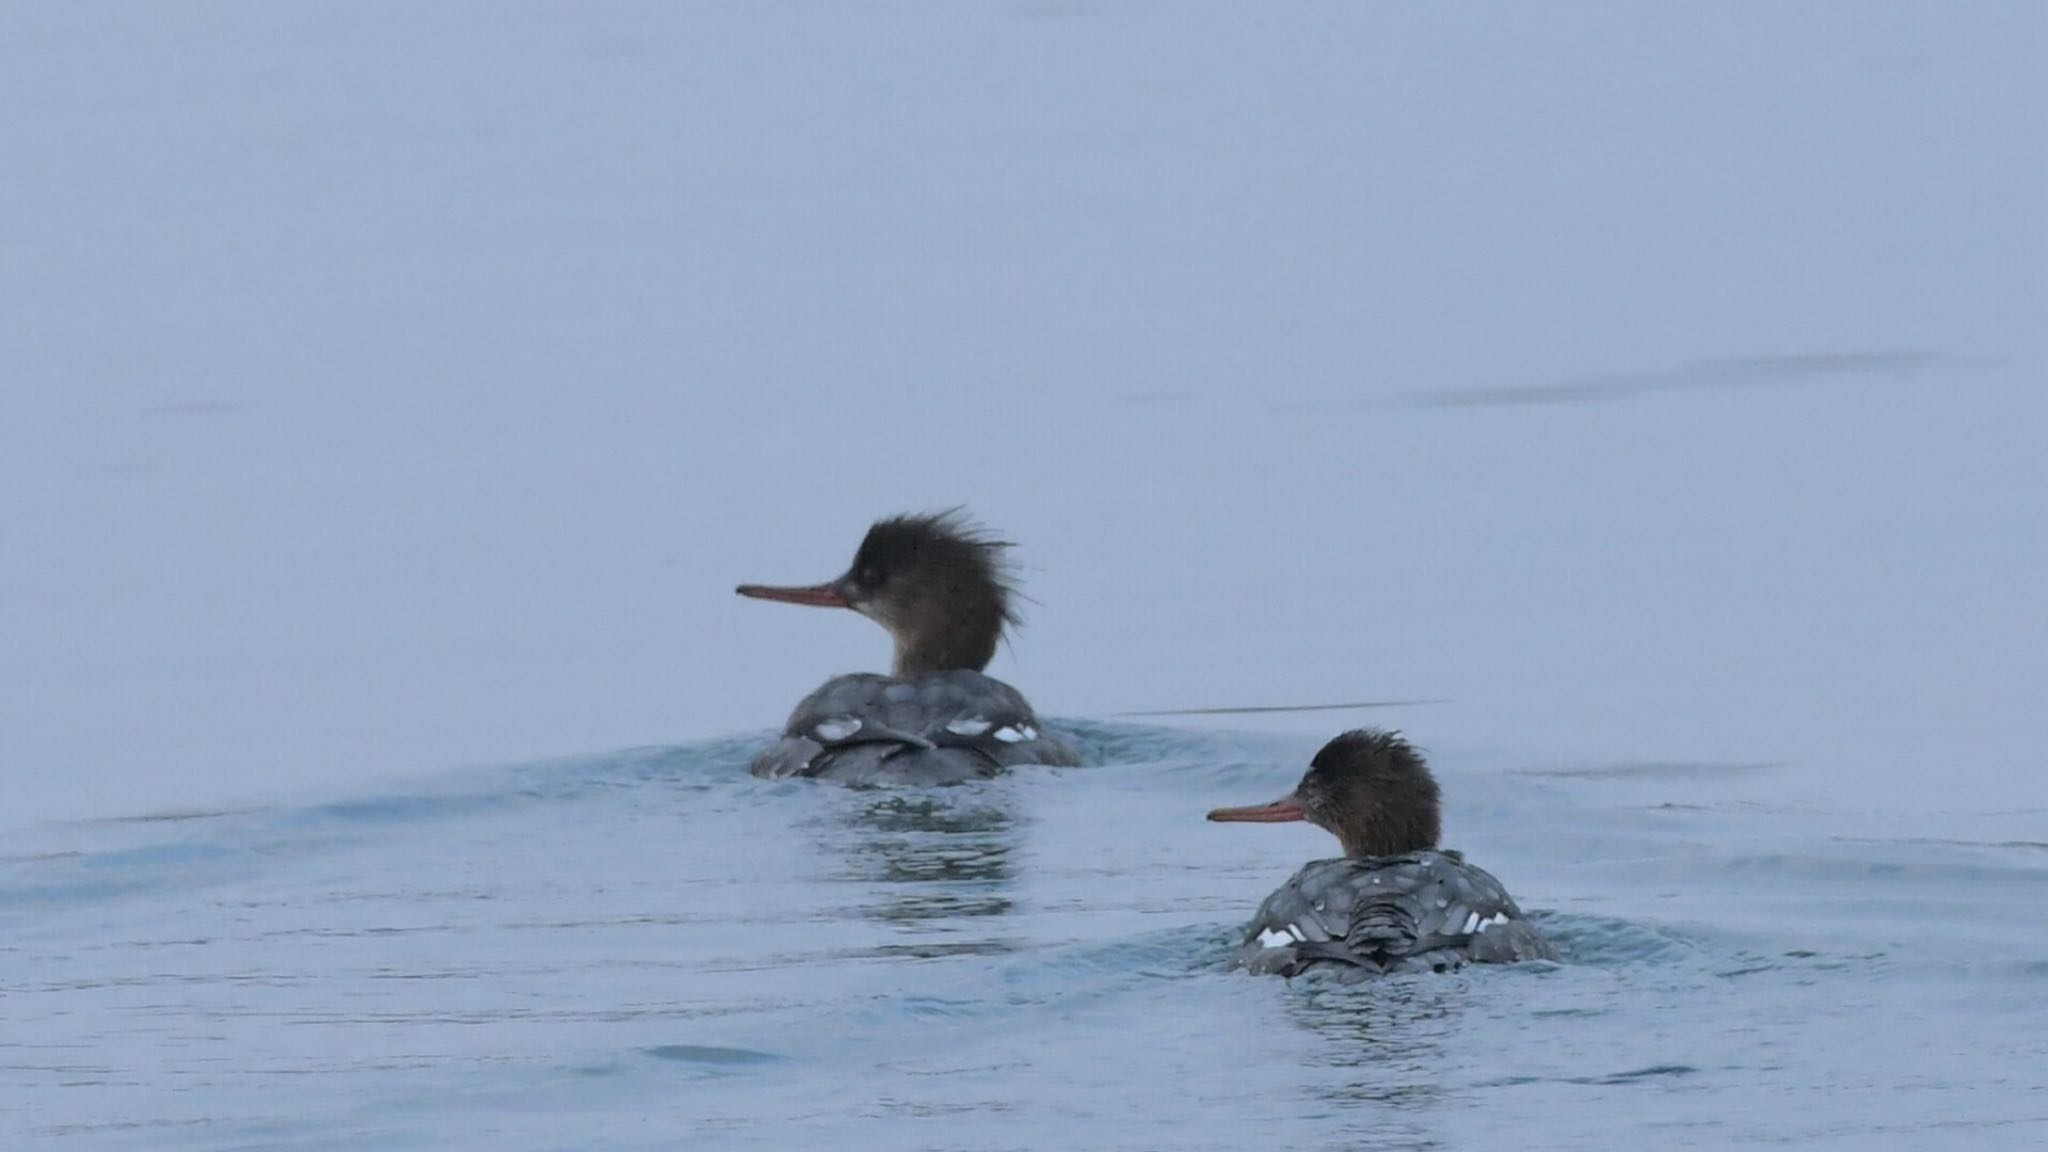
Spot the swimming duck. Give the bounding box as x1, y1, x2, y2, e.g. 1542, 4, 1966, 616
1209, 729, 1556, 977
737, 510, 1080, 784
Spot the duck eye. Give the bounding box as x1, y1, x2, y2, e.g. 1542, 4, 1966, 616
857, 565, 886, 589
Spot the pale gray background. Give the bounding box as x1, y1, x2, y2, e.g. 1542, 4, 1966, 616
4, 2, 2043, 829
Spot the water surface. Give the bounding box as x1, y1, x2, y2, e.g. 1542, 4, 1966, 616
7, 724, 2044, 1149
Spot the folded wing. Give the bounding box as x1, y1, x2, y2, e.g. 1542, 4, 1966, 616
751, 670, 1080, 784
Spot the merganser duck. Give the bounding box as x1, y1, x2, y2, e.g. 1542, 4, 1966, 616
736, 511, 1080, 784
1208, 729, 1556, 977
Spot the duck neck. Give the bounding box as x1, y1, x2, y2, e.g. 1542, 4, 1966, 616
1334, 807, 1440, 859
889, 609, 1002, 678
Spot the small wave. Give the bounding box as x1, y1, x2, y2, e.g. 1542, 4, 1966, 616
1472, 1062, 1698, 1088
1061, 717, 1316, 768
1529, 912, 1708, 967
642, 1044, 785, 1068
1719, 842, 2048, 890
0, 735, 762, 923
1516, 760, 1780, 780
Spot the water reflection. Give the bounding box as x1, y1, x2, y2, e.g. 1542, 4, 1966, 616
1281, 976, 1463, 1150
826, 791, 1022, 958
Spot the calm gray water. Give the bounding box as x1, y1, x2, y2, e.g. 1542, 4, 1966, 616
7, 723, 2047, 1149
4, 4, 2047, 1148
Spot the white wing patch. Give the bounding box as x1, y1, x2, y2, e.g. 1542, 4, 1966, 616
945, 717, 992, 737
992, 723, 1038, 743
1256, 924, 1307, 949
1461, 911, 1512, 935
812, 717, 863, 742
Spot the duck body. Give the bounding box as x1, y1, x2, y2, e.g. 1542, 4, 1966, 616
750, 669, 1080, 784
1233, 849, 1557, 978
1209, 729, 1556, 978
